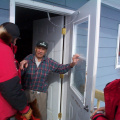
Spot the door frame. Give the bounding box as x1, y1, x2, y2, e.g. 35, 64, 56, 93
9, 0, 74, 120
9, 0, 75, 23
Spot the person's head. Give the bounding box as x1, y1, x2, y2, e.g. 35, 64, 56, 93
0, 22, 20, 45
35, 41, 48, 59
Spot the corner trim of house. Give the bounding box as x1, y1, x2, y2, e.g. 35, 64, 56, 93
10, 0, 75, 23
91, 0, 101, 112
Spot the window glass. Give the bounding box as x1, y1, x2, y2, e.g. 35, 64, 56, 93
71, 20, 88, 103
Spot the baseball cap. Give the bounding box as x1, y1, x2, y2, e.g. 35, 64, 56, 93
2, 22, 20, 39
36, 41, 48, 49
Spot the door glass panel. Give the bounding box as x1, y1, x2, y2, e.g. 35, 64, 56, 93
71, 19, 88, 103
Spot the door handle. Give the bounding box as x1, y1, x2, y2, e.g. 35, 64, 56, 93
84, 105, 89, 112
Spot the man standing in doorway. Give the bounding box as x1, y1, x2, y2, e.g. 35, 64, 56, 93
20, 41, 79, 120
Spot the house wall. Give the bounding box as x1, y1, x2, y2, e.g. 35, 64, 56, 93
33, 0, 89, 10
0, 0, 9, 25
95, 4, 120, 106
0, 0, 89, 25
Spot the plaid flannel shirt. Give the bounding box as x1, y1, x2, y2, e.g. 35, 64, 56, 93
22, 54, 71, 92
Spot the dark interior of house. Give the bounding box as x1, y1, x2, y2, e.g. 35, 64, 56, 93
15, 6, 60, 62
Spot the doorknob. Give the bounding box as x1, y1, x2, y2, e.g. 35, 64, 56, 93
84, 105, 89, 112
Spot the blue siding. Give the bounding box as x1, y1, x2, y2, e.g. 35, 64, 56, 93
66, 0, 89, 10
33, 0, 65, 6
97, 57, 115, 67
99, 38, 116, 48
101, 5, 120, 21
96, 74, 120, 88
101, 17, 119, 29
0, 0, 9, 9
0, 9, 9, 25
0, 0, 9, 25
95, 4, 120, 107
97, 66, 118, 78
100, 27, 118, 39
45, 0, 65, 5
33, 0, 88, 10
98, 48, 116, 57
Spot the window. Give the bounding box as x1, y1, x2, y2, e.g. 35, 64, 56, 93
116, 24, 120, 68
70, 17, 89, 104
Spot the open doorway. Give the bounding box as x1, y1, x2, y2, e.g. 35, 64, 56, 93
15, 6, 65, 120
15, 6, 60, 62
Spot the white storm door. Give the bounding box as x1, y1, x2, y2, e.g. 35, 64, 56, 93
33, 16, 64, 120
62, 0, 101, 120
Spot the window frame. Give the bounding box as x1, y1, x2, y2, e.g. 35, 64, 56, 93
116, 24, 120, 69
70, 16, 90, 105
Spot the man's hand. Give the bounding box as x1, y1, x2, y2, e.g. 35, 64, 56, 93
90, 107, 105, 119
20, 60, 28, 70
70, 54, 80, 68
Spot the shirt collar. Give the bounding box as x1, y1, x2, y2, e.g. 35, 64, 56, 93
32, 55, 47, 63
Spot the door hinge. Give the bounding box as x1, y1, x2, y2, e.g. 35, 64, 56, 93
60, 74, 64, 79
58, 112, 62, 119
84, 105, 89, 112
62, 28, 66, 35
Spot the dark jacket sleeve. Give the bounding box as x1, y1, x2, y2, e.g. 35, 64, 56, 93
0, 76, 27, 111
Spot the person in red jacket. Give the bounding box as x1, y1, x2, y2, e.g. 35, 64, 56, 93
91, 79, 120, 120
0, 22, 32, 120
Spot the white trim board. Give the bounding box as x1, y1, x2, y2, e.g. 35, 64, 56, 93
10, 0, 75, 23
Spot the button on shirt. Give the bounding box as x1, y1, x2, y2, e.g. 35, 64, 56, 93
22, 54, 71, 92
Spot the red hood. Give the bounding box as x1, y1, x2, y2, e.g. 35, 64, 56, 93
0, 39, 17, 55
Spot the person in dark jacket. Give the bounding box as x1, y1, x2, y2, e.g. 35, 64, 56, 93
0, 22, 32, 120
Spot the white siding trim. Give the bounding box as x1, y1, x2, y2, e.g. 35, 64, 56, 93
91, 0, 101, 112
10, 0, 15, 23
